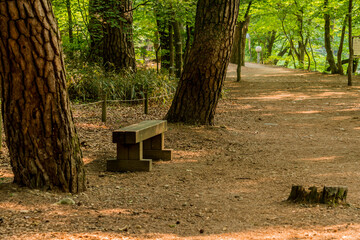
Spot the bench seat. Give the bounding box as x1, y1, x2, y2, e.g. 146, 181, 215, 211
107, 120, 172, 172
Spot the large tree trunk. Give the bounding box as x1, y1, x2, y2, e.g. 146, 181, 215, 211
324, 0, 339, 74
166, 0, 240, 125
88, 0, 103, 60
102, 0, 136, 72
0, 0, 86, 192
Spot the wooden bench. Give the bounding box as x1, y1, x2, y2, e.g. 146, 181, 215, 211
107, 120, 172, 172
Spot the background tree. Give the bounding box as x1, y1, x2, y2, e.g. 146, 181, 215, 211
0, 0, 86, 192
166, 0, 240, 125
101, 0, 137, 71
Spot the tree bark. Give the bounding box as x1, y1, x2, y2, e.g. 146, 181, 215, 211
102, 0, 136, 72
166, 0, 240, 125
0, 0, 86, 192
324, 0, 339, 74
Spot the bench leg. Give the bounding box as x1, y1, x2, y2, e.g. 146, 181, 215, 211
107, 142, 152, 172
143, 133, 172, 161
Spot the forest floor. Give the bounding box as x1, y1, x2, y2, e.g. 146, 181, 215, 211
2, 63, 360, 239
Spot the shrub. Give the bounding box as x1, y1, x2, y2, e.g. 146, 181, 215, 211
66, 62, 177, 103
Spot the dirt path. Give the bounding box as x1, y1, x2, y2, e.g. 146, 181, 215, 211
2, 63, 360, 239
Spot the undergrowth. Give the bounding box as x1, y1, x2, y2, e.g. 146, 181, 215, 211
66, 61, 177, 104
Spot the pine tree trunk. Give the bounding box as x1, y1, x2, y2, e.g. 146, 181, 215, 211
102, 0, 136, 72
166, 0, 240, 125
0, 0, 86, 193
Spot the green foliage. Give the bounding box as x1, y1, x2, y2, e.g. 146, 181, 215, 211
66, 61, 177, 102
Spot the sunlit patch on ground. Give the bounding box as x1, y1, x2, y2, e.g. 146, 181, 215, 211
297, 156, 339, 162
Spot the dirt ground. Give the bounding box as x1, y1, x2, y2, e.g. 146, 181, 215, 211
2, 63, 360, 239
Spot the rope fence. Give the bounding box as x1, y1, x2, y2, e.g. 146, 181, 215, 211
72, 92, 175, 123
74, 93, 174, 107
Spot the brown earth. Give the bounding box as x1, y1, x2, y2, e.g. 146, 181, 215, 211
1, 63, 360, 239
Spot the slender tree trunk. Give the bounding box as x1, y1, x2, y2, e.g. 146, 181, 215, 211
348, 0, 353, 86
184, 25, 192, 64
231, 15, 250, 64
168, 24, 174, 75
157, 19, 170, 71
337, 15, 348, 75
166, 0, 240, 125
0, 0, 86, 192
241, 18, 250, 66
266, 30, 277, 58
309, 39, 317, 71
274, 44, 289, 65
102, 0, 136, 72
66, 0, 74, 58
173, 21, 182, 78
324, 0, 339, 74
154, 30, 160, 73
236, 1, 252, 82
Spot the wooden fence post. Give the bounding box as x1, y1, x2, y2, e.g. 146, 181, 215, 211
144, 92, 149, 115
102, 94, 107, 123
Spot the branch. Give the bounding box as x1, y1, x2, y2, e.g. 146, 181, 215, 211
124, 0, 151, 13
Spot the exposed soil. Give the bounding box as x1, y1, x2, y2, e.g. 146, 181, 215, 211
2, 63, 360, 239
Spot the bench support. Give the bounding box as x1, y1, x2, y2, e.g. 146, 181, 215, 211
107, 121, 172, 172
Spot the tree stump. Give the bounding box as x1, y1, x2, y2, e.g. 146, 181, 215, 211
287, 185, 348, 205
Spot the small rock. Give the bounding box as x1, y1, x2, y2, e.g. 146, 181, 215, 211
223, 227, 227, 231
195, 194, 200, 198
116, 186, 121, 189
20, 210, 30, 213
135, 225, 142, 229
182, 202, 188, 207
56, 198, 76, 205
